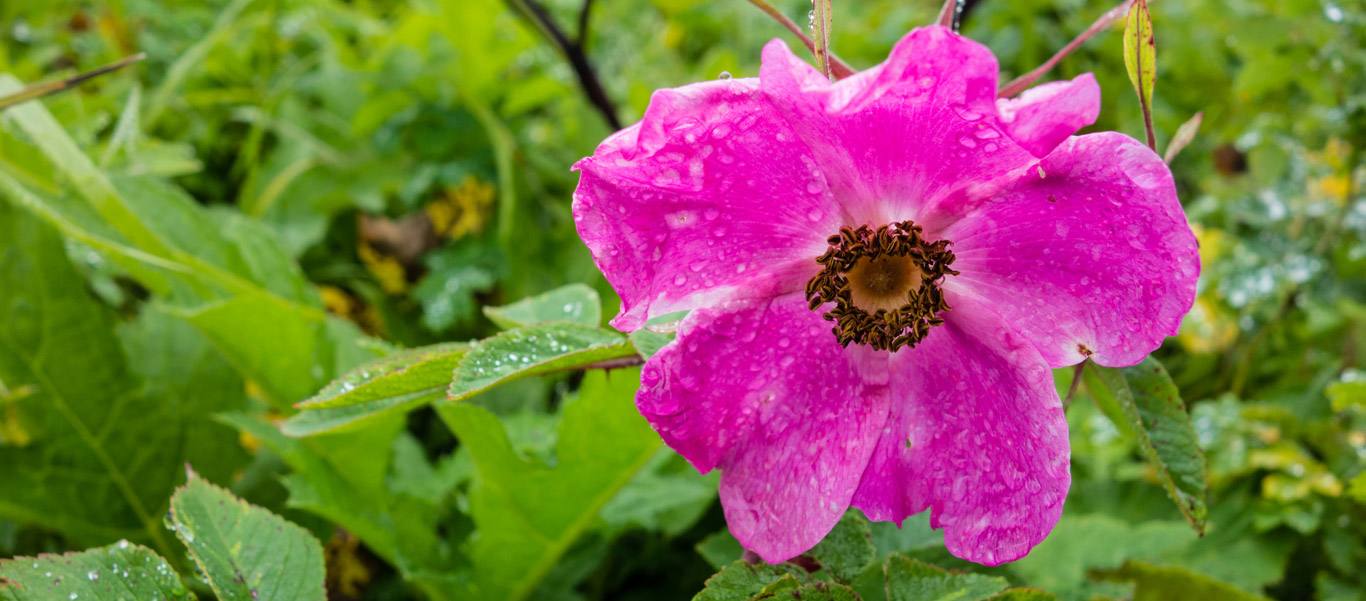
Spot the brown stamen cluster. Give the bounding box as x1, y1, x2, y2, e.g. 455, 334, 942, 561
804, 221, 958, 351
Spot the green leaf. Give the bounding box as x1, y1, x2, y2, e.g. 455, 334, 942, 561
0, 541, 192, 601
766, 582, 861, 601
1326, 371, 1364, 412
883, 555, 1008, 601
484, 284, 602, 329
629, 328, 675, 359
0, 81, 381, 408
284, 343, 468, 436
1092, 561, 1271, 601
0, 203, 192, 553
168, 471, 326, 601
986, 590, 1058, 600
1009, 514, 1195, 594
696, 531, 745, 570
446, 323, 636, 402
1122, 0, 1157, 147
807, 511, 876, 583
1083, 358, 1208, 532
693, 561, 807, 601
602, 451, 717, 536
1123, 0, 1157, 109
436, 369, 660, 600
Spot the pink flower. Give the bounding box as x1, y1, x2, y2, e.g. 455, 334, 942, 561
572, 26, 1198, 565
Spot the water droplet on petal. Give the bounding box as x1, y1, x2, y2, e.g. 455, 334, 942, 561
718, 70, 733, 80
959, 137, 978, 149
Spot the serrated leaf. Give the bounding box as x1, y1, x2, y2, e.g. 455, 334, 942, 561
484, 284, 601, 329
986, 590, 1058, 600
693, 561, 808, 601
283, 343, 467, 435
1092, 560, 1271, 601
168, 471, 326, 601
1084, 358, 1208, 532
602, 451, 717, 536
807, 511, 876, 583
0, 541, 192, 601
884, 556, 1008, 601
1123, 0, 1156, 110
436, 369, 660, 601
0, 203, 239, 553
767, 582, 861, 601
446, 323, 635, 402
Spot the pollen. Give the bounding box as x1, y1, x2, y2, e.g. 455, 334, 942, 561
804, 221, 957, 351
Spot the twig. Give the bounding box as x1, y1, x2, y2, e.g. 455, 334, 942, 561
506, 0, 622, 129
998, 0, 1133, 98
581, 355, 646, 371
576, 0, 596, 45
743, 0, 855, 78
0, 53, 145, 112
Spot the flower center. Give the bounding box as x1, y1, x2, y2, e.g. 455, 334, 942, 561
804, 221, 958, 351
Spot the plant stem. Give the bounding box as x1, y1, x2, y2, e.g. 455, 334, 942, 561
0, 53, 145, 112
936, 0, 966, 31
506, 0, 622, 129
997, 0, 1133, 98
743, 0, 855, 78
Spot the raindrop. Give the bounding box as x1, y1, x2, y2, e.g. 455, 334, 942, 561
718, 70, 733, 80
87, 571, 99, 582
805, 181, 823, 194
673, 274, 687, 286
806, 209, 823, 222
958, 137, 978, 149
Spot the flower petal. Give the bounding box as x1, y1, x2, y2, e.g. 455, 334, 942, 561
573, 79, 840, 331
758, 27, 1035, 229
942, 133, 1199, 367
851, 295, 1069, 566
996, 73, 1101, 157
637, 293, 890, 562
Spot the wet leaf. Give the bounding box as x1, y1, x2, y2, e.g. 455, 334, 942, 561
0, 541, 192, 601
446, 323, 635, 402
286, 343, 466, 435
807, 511, 876, 583
167, 471, 326, 601
1123, 0, 1157, 110
1084, 358, 1209, 533
884, 555, 1008, 601
483, 284, 602, 329
693, 561, 807, 601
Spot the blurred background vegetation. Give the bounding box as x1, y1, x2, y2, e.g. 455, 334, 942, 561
0, 0, 1362, 599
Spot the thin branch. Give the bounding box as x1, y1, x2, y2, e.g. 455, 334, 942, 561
998, 0, 1133, 98
1064, 360, 1088, 408
743, 0, 855, 78
0, 53, 145, 112
506, 0, 622, 129
576, 0, 596, 46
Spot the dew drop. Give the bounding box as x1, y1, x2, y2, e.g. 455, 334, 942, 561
805, 181, 823, 194
711, 124, 732, 139
673, 274, 687, 286
958, 137, 978, 149
718, 70, 733, 80
806, 209, 823, 222
87, 571, 99, 581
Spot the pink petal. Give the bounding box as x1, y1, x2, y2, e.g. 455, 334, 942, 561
852, 293, 1069, 566
941, 133, 1199, 367
996, 73, 1101, 157
637, 293, 890, 562
573, 79, 840, 331
757, 27, 1035, 230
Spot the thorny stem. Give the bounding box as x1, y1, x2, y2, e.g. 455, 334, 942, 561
811, 0, 833, 79
997, 0, 1134, 98
0, 53, 145, 112
743, 0, 855, 78
506, 0, 622, 130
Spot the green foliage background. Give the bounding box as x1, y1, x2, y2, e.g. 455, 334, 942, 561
0, 0, 1362, 599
